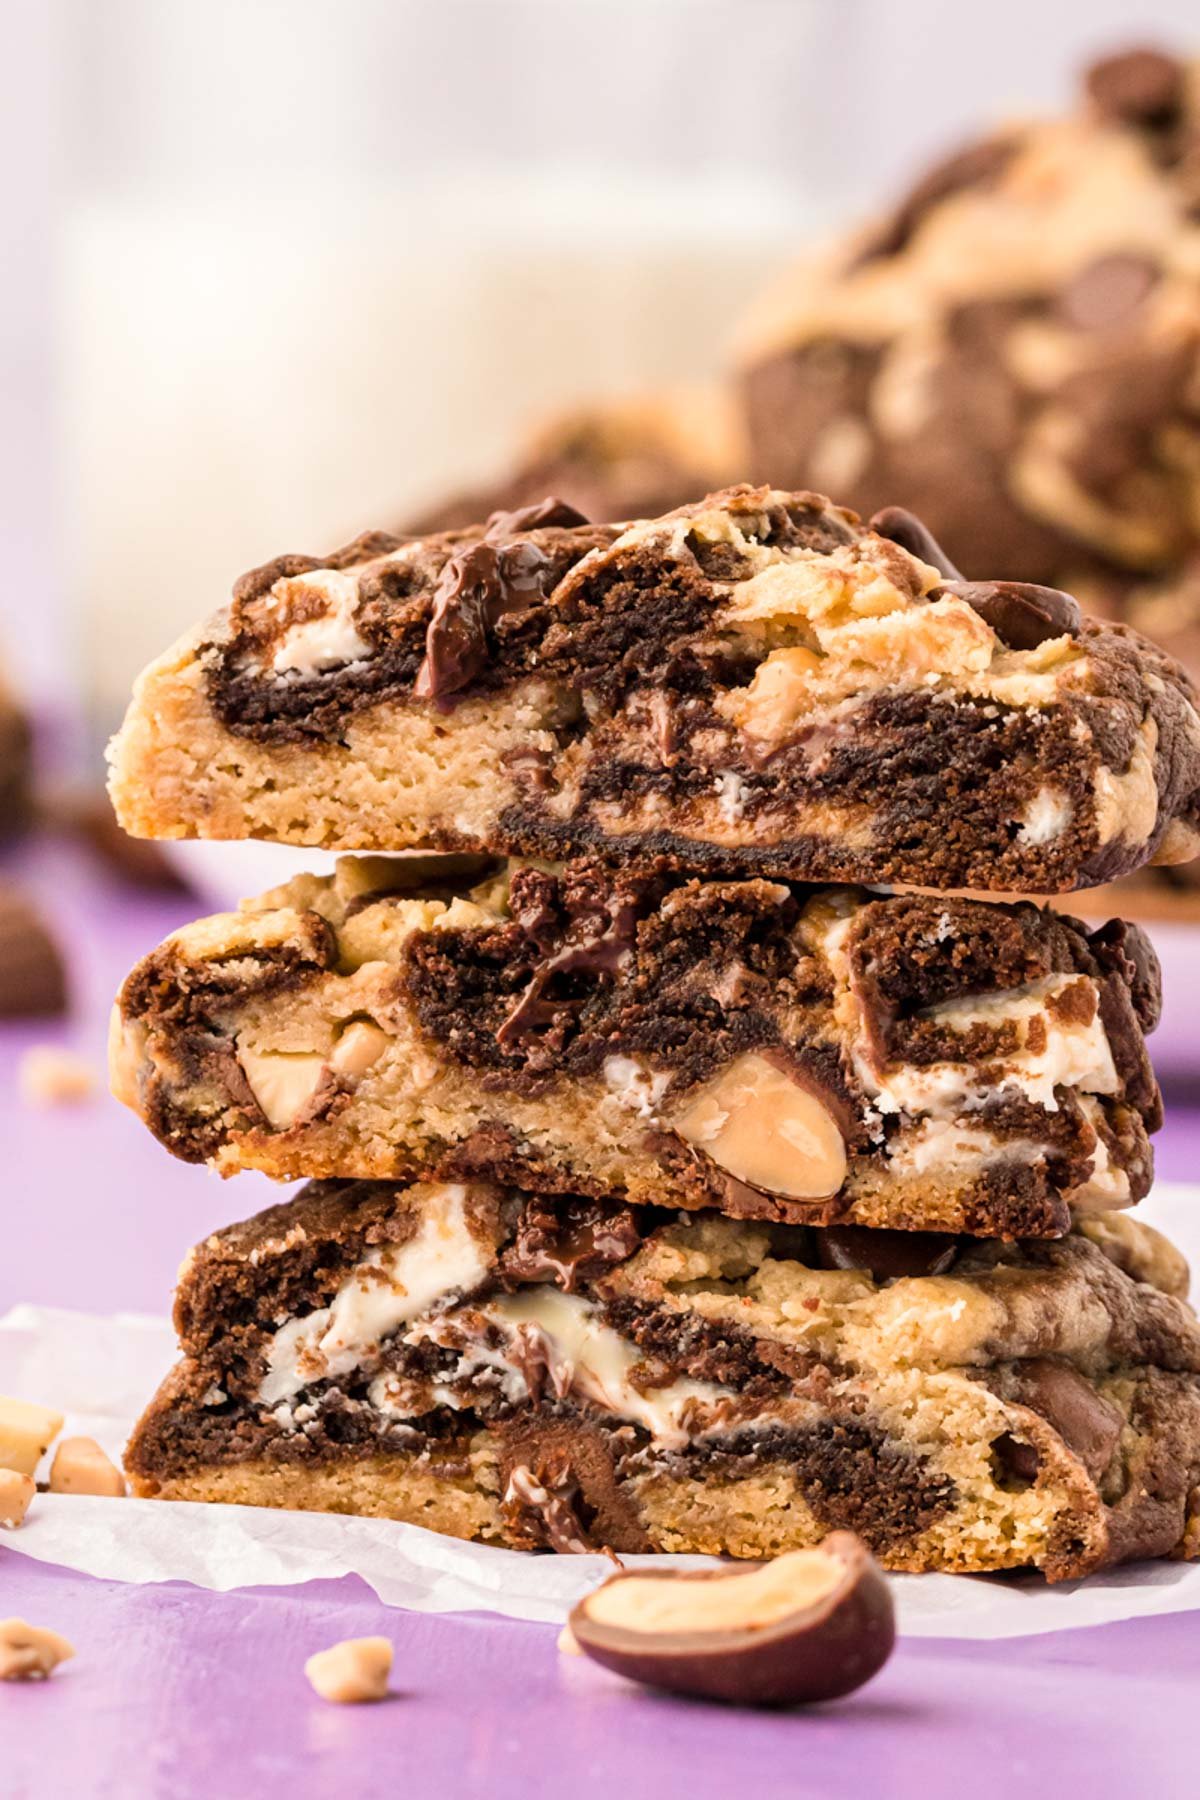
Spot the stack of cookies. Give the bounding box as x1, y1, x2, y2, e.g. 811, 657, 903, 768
109, 485, 1200, 1578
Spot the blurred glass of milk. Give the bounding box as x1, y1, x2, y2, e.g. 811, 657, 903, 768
61, 0, 843, 737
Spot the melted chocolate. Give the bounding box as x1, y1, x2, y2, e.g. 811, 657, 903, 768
812, 1226, 961, 1281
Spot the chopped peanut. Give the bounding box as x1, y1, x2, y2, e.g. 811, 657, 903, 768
304, 1637, 393, 1704
48, 1437, 127, 1497
0, 1469, 35, 1528
0, 1620, 75, 1681
0, 1395, 63, 1477
18, 1047, 96, 1106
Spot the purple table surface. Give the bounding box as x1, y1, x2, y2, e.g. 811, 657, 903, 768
4, 829, 1200, 1799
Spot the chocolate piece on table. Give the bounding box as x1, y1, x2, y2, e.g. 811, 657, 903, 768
110, 855, 1162, 1239
0, 886, 67, 1017
108, 485, 1200, 894
568, 1533, 895, 1706
124, 1177, 1200, 1581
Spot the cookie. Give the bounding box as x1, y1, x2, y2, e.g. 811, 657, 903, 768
106, 485, 1200, 892
738, 48, 1200, 591
408, 387, 741, 535
110, 854, 1161, 1237
125, 1177, 1200, 1580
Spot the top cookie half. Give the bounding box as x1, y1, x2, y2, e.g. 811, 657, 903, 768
107, 485, 1200, 892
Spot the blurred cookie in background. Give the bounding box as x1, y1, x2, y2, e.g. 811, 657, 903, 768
408, 385, 744, 533
736, 46, 1200, 596
0, 668, 33, 843
0, 886, 67, 1017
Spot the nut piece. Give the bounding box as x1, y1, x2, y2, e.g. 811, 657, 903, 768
570, 1533, 894, 1707
0, 1469, 36, 1528
557, 1623, 583, 1657
48, 1437, 127, 1498
329, 1020, 389, 1080
0, 1395, 64, 1477
0, 1619, 75, 1681
673, 1054, 848, 1201
304, 1636, 394, 1704
19, 1046, 96, 1107
237, 1043, 327, 1129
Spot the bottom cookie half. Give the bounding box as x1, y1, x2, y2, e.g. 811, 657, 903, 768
126, 1179, 1200, 1580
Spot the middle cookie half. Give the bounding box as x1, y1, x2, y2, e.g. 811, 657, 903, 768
111, 856, 1162, 1238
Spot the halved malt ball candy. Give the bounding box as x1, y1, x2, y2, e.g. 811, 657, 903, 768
569, 1531, 894, 1706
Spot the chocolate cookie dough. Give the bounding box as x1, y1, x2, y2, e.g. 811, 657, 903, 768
738, 48, 1200, 593
125, 1177, 1200, 1580
110, 854, 1162, 1238
107, 485, 1200, 892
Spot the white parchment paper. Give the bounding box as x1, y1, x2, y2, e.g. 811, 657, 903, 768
5, 1184, 1200, 1639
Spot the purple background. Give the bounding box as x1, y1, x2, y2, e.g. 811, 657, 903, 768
3, 832, 1200, 1798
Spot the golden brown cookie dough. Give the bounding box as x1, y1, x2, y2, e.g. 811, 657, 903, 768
107, 486, 1200, 893
126, 1177, 1200, 1580
110, 855, 1163, 1238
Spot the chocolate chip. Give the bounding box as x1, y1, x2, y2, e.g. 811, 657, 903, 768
1011, 1358, 1123, 1481
1058, 254, 1159, 332
936, 580, 1082, 649
1085, 48, 1185, 130
812, 1226, 960, 1281
868, 507, 963, 581
414, 537, 555, 704
485, 496, 591, 537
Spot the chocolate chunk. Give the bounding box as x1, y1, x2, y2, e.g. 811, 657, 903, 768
1058, 254, 1159, 332
1088, 918, 1163, 1034
868, 507, 962, 580
414, 538, 555, 705
569, 1531, 895, 1707
813, 1226, 960, 1281
1012, 1358, 1123, 1481
1085, 48, 1185, 130
0, 886, 67, 1017
485, 496, 590, 537
937, 580, 1081, 649
499, 1197, 643, 1292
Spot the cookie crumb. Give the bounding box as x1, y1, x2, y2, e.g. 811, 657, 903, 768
19, 1047, 95, 1107
305, 1637, 393, 1704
